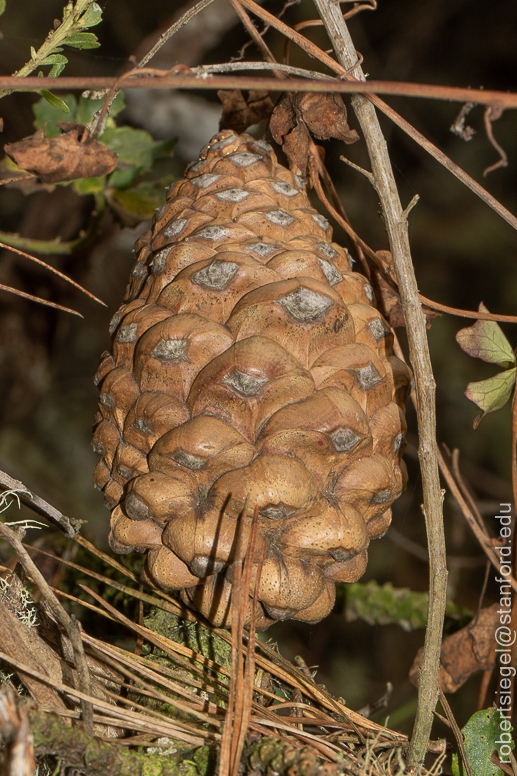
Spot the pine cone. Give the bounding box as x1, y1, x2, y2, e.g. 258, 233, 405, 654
93, 131, 412, 630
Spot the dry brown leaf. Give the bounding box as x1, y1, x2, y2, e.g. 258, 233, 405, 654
4, 123, 118, 183
409, 604, 498, 693
218, 89, 275, 134
270, 92, 359, 174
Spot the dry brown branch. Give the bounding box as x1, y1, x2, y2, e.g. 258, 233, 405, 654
0, 69, 514, 108
233, 0, 517, 234
0, 523, 94, 733
0, 472, 79, 537
311, 1, 447, 767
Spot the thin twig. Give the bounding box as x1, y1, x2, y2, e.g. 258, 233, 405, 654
0, 523, 93, 733
417, 296, 517, 324
437, 449, 517, 593
222, 0, 517, 232
311, 1, 447, 768
451, 450, 486, 533
4, 65, 517, 226
0, 71, 511, 108
483, 106, 508, 176
197, 61, 332, 79
0, 284, 83, 317
393, 340, 517, 595
88, 0, 219, 133
0, 243, 106, 306
438, 691, 473, 776
0, 471, 80, 537
138, 0, 219, 69
229, 0, 279, 71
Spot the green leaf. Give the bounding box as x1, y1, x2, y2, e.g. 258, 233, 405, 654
101, 126, 174, 168
49, 63, 66, 78
39, 54, 68, 66
451, 708, 513, 776
108, 90, 125, 118
75, 91, 125, 126
465, 367, 516, 428
38, 90, 71, 114
73, 176, 106, 195
75, 96, 105, 125
77, 2, 103, 27
63, 32, 100, 49
39, 54, 68, 77
0, 1, 6, 17
100, 127, 175, 188
33, 94, 77, 135
456, 305, 515, 367
345, 581, 471, 631
109, 179, 174, 223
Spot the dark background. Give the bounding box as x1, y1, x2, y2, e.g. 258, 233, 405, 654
0, 0, 515, 739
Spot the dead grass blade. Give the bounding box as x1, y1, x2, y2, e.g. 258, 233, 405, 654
0, 650, 206, 746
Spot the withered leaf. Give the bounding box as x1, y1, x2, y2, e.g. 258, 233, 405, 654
409, 604, 498, 693
4, 123, 118, 183
298, 92, 359, 144
270, 92, 359, 175
370, 250, 441, 329
218, 89, 275, 135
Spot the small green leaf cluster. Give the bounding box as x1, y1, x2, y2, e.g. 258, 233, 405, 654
1, 1, 104, 111
456, 304, 516, 428
31, 92, 176, 222
451, 708, 514, 776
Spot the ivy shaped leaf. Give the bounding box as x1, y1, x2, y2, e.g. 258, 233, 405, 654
456, 303, 516, 366
456, 303, 516, 427
451, 708, 513, 776
466, 369, 517, 429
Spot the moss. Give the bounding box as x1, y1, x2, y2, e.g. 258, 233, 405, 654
29, 706, 213, 775
142, 608, 231, 696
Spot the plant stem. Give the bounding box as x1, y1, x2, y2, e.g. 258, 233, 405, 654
0, 0, 97, 99
311, 0, 447, 768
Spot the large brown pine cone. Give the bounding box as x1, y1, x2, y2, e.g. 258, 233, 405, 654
93, 130, 412, 630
